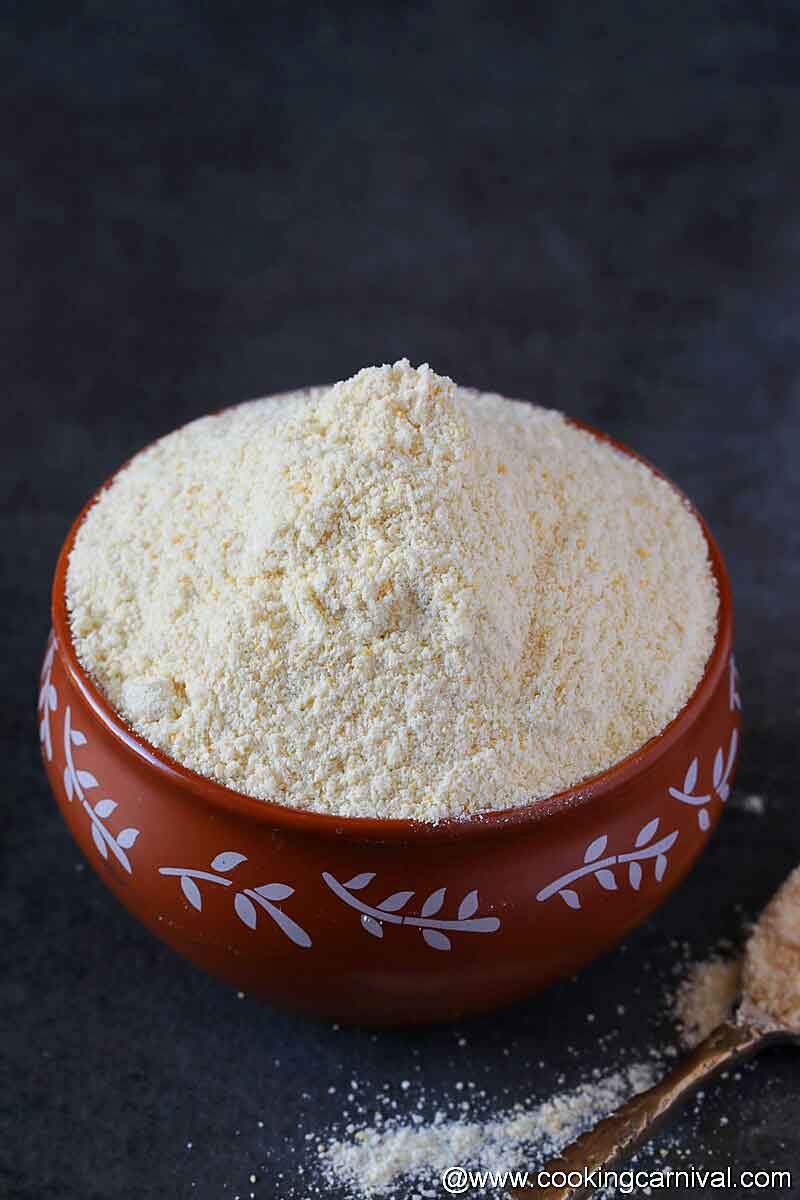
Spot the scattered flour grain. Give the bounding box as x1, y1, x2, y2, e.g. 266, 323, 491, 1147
318, 1063, 658, 1197
737, 793, 766, 816
67, 360, 718, 820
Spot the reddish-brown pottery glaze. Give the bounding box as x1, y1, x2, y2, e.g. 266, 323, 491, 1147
39, 419, 741, 1027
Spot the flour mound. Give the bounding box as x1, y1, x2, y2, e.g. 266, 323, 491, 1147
67, 360, 718, 820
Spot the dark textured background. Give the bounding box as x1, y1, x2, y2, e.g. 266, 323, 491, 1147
2, 3, 800, 1197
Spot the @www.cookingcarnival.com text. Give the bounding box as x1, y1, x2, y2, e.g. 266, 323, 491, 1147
440, 1164, 793, 1194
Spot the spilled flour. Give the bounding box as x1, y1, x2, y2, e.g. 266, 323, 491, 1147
317, 1063, 659, 1197
209, 917, 793, 1198
313, 922, 783, 1199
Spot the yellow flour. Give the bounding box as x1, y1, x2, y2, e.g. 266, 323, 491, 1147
743, 865, 800, 1030
67, 361, 718, 820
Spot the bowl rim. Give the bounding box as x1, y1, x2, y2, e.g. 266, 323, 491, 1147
51, 411, 734, 844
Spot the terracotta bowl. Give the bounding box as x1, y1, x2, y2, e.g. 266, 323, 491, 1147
39, 420, 740, 1026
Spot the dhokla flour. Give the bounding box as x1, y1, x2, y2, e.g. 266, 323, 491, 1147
316, 1062, 659, 1197
674, 956, 741, 1048
743, 865, 800, 1030
67, 360, 718, 820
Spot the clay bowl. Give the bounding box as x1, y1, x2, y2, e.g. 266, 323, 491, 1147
39, 420, 740, 1027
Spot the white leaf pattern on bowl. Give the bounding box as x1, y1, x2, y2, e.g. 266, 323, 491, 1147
536, 822, 679, 910
322, 873, 500, 950
37, 633, 58, 762
668, 727, 738, 829
62, 703, 140, 875
729, 654, 741, 712
159, 852, 312, 948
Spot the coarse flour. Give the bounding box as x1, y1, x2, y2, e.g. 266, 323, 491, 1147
67, 361, 718, 820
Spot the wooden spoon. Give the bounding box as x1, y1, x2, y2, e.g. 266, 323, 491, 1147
507, 866, 800, 1200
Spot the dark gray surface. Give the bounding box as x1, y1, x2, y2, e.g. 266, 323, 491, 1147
2, 4, 799, 1197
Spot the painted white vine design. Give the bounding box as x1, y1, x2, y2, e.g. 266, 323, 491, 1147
159, 853, 312, 948
322, 872, 500, 950
668, 727, 738, 831
535, 819, 679, 910
62, 705, 140, 873
729, 654, 741, 713
666, 652, 739, 829
38, 633, 58, 762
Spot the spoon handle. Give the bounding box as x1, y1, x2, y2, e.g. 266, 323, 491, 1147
506, 1020, 766, 1200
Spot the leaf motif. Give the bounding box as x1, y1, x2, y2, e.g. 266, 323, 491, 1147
655, 854, 668, 882
584, 835, 607, 864
423, 928, 451, 951
94, 798, 117, 819
267, 906, 312, 949
698, 808, 711, 832
683, 758, 699, 795
116, 828, 139, 849
361, 914, 383, 938
181, 875, 202, 910
255, 883, 293, 901
343, 872, 376, 891
595, 868, 617, 891
712, 749, 723, 790
727, 729, 739, 771
71, 729, 87, 746
628, 861, 642, 891
64, 766, 73, 802
378, 890, 414, 913
660, 831, 679, 852
234, 892, 257, 929
48, 684, 58, 711
458, 890, 479, 920
421, 887, 446, 917
718, 783, 730, 803
210, 851, 247, 873
77, 770, 98, 790
635, 818, 659, 848
91, 823, 108, 859
559, 889, 581, 909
